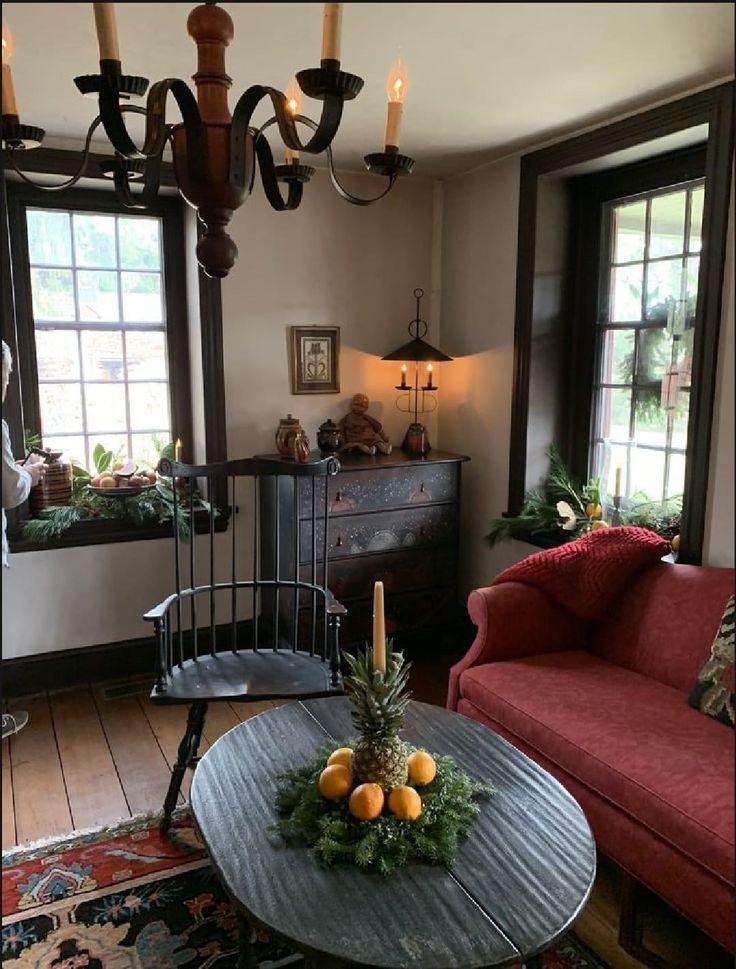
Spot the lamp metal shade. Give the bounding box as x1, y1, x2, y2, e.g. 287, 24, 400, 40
382, 337, 453, 362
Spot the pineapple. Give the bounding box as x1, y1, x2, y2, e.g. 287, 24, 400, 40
344, 648, 412, 790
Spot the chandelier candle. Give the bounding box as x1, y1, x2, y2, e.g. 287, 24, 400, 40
321, 3, 343, 63
385, 52, 408, 148
1, 24, 17, 118
373, 581, 387, 675
93, 3, 120, 66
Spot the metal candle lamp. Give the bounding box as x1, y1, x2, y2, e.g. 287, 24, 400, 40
382, 289, 453, 457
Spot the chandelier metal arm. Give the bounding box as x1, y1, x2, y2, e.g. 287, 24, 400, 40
6, 113, 106, 192
229, 84, 344, 191
94, 76, 206, 187
253, 132, 303, 212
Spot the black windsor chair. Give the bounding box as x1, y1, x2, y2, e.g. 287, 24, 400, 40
144, 454, 347, 832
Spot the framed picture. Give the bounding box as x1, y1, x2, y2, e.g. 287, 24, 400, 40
289, 326, 341, 394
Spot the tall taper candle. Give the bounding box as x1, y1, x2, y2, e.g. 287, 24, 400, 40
93, 3, 120, 62
321, 3, 343, 62
614, 464, 622, 499
372, 581, 386, 674
175, 438, 182, 462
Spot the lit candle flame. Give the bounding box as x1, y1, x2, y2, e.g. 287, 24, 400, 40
2, 23, 13, 65
285, 78, 302, 117
386, 50, 409, 103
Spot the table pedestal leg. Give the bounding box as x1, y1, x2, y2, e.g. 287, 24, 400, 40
237, 913, 260, 969
523, 956, 543, 969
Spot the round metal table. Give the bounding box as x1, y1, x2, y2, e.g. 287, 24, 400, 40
191, 697, 596, 969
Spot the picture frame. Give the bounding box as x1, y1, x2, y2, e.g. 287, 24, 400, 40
289, 325, 341, 394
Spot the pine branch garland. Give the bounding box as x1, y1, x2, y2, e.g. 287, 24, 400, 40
273, 740, 494, 874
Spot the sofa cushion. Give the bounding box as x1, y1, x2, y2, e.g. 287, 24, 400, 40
689, 595, 735, 727
459, 651, 735, 885
589, 563, 735, 692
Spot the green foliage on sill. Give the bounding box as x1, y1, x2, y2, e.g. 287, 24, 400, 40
21, 440, 216, 544
486, 446, 680, 548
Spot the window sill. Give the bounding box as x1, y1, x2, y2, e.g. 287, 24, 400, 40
9, 513, 229, 553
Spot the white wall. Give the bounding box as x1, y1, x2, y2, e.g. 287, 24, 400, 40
439, 156, 736, 598
2, 171, 436, 658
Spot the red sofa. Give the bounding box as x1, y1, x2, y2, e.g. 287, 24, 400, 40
448, 561, 735, 953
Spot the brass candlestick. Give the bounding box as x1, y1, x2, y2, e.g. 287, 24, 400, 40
612, 495, 622, 526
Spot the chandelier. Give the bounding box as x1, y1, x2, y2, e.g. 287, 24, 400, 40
1, 2, 415, 278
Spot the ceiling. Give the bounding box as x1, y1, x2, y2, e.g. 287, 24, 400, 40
3, 2, 734, 178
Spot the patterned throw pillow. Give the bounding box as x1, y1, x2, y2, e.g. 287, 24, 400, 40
688, 595, 735, 727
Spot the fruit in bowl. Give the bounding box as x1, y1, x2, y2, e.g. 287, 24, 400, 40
89, 462, 156, 491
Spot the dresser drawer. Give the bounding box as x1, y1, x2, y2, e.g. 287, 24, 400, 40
299, 504, 458, 563
298, 463, 458, 518
304, 548, 457, 601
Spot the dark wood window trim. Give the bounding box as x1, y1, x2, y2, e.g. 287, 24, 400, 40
508, 82, 734, 564
2, 149, 228, 551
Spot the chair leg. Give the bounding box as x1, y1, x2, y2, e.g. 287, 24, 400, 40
160, 701, 208, 834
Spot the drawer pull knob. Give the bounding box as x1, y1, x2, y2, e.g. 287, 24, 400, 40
335, 491, 342, 503
335, 535, 343, 547
420, 482, 426, 493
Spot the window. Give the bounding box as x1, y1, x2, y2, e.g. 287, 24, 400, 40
4, 180, 196, 546
27, 207, 171, 470
591, 180, 704, 506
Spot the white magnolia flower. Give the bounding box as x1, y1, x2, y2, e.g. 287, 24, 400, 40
556, 500, 578, 531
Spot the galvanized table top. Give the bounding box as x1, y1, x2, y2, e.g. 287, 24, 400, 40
191, 698, 596, 969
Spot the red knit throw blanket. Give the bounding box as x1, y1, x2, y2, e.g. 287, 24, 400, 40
492, 526, 671, 620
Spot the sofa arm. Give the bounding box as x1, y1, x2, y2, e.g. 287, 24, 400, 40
447, 582, 590, 710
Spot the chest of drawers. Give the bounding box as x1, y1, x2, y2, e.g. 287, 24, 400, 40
261, 450, 469, 649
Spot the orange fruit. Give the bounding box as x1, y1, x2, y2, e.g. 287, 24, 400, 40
99, 475, 117, 489
586, 502, 603, 519
591, 520, 610, 531
318, 764, 352, 801
387, 785, 422, 821
327, 747, 353, 770
407, 751, 436, 786
671, 534, 681, 553
348, 783, 384, 821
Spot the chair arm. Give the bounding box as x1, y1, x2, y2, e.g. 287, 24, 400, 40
447, 582, 590, 710
326, 590, 348, 616
143, 593, 179, 623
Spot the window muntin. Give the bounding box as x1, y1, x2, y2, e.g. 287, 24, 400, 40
592, 180, 704, 506
26, 208, 171, 470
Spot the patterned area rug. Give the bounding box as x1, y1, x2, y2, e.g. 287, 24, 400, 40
2, 811, 610, 968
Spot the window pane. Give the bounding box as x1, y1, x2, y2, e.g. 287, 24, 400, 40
613, 201, 646, 263
629, 448, 665, 503
636, 328, 677, 384
610, 264, 642, 322
39, 383, 83, 434
118, 217, 161, 270
81, 330, 124, 381
646, 258, 682, 322
125, 330, 168, 380
592, 441, 629, 496
93, 434, 130, 463
77, 270, 119, 322
600, 329, 635, 385
129, 382, 170, 431
633, 393, 667, 448
31, 268, 75, 320
35, 329, 80, 380
85, 383, 127, 432
649, 191, 686, 258
43, 435, 87, 466
689, 186, 704, 253
596, 386, 631, 441
131, 432, 169, 469
73, 214, 117, 268
686, 255, 700, 306
27, 210, 72, 265
121, 272, 162, 322
672, 396, 690, 449
667, 453, 686, 499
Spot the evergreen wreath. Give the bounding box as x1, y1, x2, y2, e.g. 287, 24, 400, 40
274, 740, 494, 874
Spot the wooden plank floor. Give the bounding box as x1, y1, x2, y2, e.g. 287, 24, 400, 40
2, 665, 729, 969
